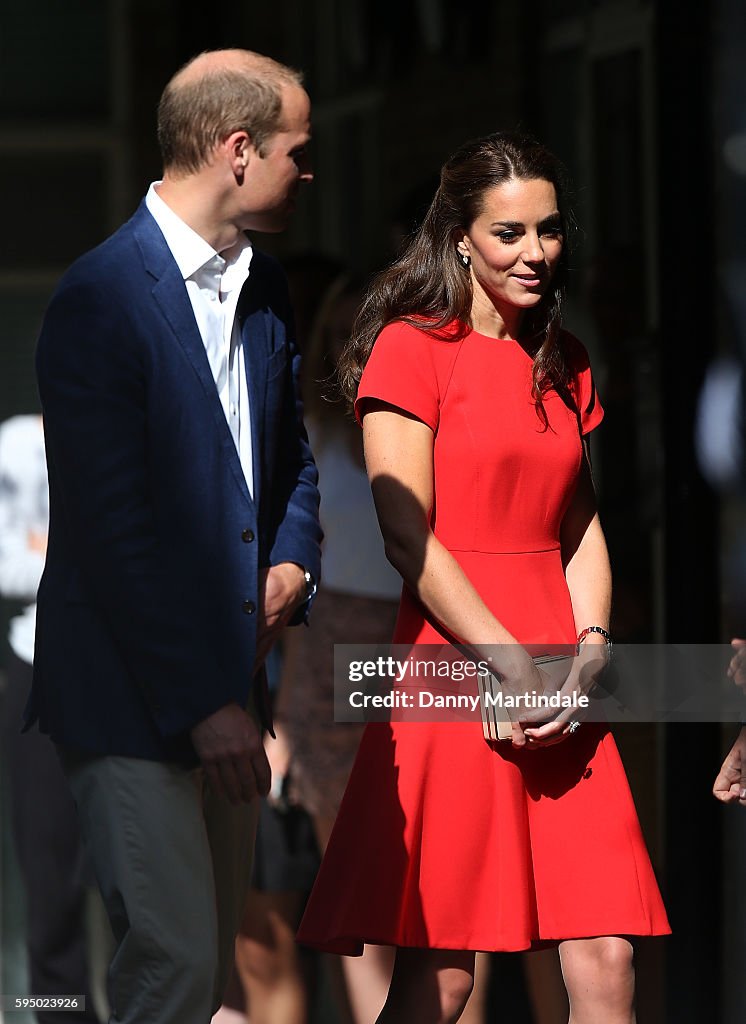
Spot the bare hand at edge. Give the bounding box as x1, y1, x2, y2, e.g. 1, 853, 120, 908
727, 638, 746, 692
713, 726, 746, 806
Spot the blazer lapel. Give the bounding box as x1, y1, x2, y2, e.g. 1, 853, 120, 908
132, 203, 254, 507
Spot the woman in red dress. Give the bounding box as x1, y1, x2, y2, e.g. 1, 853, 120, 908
298, 133, 669, 1023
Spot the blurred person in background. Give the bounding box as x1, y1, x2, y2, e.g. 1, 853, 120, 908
0, 413, 98, 1023
695, 306, 746, 807
221, 255, 345, 1024
228, 645, 320, 1024
239, 275, 400, 1024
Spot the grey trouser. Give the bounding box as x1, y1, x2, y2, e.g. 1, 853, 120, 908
61, 752, 259, 1024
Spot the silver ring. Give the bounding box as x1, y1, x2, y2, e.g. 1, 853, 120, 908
568, 720, 581, 734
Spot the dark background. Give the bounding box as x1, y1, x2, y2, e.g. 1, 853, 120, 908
1, 1, 746, 1020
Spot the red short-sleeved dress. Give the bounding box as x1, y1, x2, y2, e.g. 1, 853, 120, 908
298, 321, 670, 954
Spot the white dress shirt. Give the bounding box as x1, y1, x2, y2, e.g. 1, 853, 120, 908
146, 183, 255, 497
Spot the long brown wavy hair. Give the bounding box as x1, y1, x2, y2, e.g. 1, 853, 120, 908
338, 132, 577, 422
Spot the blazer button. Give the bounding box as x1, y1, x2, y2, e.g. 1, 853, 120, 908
242, 600, 256, 615
241, 528, 255, 543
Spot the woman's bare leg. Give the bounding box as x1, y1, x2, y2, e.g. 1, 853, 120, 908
523, 948, 569, 1024
235, 889, 310, 1024
458, 952, 489, 1024
313, 814, 394, 1024
376, 948, 476, 1024
559, 937, 635, 1024
342, 945, 396, 1024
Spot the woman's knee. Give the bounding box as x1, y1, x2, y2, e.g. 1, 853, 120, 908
439, 970, 475, 1022
387, 949, 475, 1024
561, 936, 635, 1000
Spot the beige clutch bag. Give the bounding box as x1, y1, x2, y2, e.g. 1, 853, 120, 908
477, 654, 573, 742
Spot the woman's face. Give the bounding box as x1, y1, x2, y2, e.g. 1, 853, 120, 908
457, 176, 563, 327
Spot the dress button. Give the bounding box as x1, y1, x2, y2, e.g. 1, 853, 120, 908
241, 528, 255, 543
242, 600, 256, 614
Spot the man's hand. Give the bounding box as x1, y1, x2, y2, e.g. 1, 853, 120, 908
727, 638, 746, 691
190, 703, 271, 804
713, 726, 746, 806
255, 563, 307, 667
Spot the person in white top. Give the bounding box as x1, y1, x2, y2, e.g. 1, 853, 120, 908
0, 414, 98, 1022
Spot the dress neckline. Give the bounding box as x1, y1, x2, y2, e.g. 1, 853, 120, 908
468, 327, 517, 342
466, 326, 537, 360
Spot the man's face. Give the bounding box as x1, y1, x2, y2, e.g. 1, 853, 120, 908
239, 85, 313, 233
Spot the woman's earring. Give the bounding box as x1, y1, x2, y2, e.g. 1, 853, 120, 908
459, 252, 471, 268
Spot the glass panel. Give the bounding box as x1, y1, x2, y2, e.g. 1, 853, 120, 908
590, 50, 661, 643
536, 47, 592, 305
0, 286, 50, 418
0, 0, 110, 120
539, 0, 590, 25
0, 153, 109, 268
537, 48, 585, 190
591, 51, 642, 248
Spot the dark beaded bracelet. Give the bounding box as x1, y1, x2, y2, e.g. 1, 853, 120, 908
576, 625, 612, 656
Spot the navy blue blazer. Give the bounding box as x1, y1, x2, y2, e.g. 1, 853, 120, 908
28, 202, 322, 762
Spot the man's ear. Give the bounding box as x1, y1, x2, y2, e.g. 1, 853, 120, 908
225, 131, 252, 179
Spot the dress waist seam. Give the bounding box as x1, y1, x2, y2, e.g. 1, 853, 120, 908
444, 545, 561, 555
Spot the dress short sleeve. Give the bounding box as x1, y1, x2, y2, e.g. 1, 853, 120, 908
355, 321, 441, 431
563, 332, 604, 436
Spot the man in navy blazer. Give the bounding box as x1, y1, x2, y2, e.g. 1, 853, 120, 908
29, 49, 321, 1023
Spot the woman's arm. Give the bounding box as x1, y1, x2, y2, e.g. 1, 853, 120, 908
561, 455, 612, 639
363, 402, 540, 713
523, 453, 611, 745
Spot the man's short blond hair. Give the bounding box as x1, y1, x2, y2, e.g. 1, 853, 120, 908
157, 49, 303, 174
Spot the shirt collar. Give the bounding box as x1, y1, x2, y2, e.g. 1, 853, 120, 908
145, 182, 253, 285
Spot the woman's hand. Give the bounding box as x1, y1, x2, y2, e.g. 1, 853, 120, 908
494, 652, 547, 748
522, 640, 609, 747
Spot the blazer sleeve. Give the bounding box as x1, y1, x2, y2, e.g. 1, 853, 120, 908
262, 263, 322, 605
